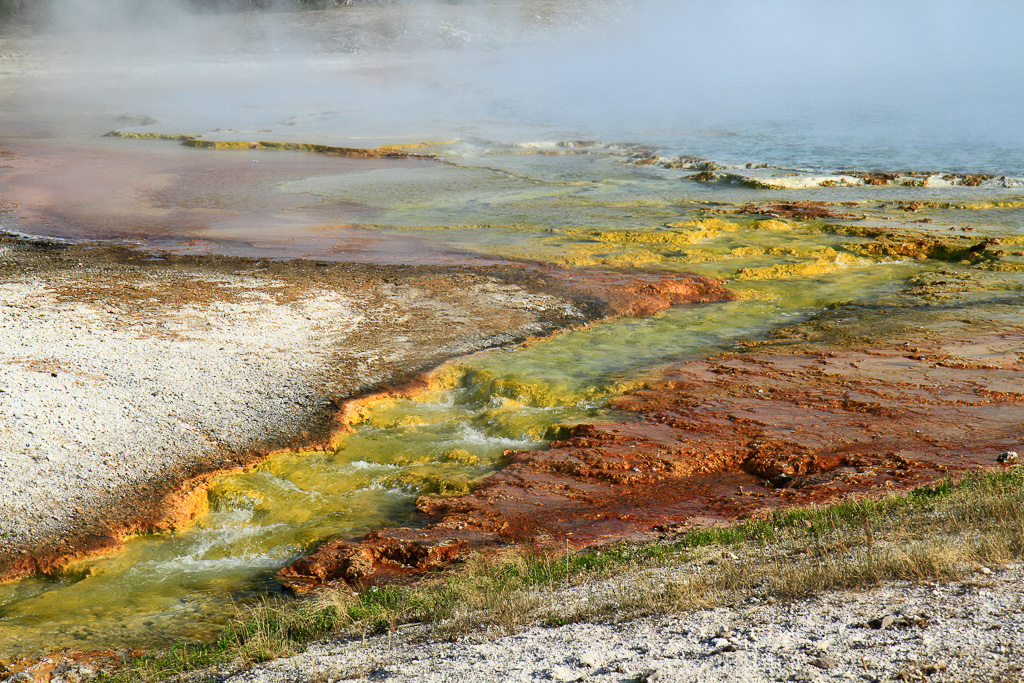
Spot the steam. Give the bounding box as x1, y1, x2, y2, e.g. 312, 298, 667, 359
4, 0, 1024, 171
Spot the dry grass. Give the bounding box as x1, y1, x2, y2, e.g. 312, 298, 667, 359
530, 468, 1024, 626
98, 467, 1024, 682
389, 467, 1024, 634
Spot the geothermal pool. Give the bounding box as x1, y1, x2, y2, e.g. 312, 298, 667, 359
3, 0, 1024, 660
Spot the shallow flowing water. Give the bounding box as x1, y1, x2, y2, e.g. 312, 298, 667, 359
3, 0, 1024, 660
0, 262, 920, 656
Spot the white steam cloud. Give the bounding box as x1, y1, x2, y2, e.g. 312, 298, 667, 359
3, 0, 1024, 170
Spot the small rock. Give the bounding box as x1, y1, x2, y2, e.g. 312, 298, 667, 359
997, 451, 1018, 463
810, 655, 839, 669
979, 566, 992, 575
867, 615, 895, 630
635, 669, 661, 683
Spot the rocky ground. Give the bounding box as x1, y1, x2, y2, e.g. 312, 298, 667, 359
212, 563, 1024, 683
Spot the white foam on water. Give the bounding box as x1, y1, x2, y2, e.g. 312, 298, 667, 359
144, 553, 287, 577
346, 459, 402, 471
363, 484, 419, 499
452, 421, 542, 449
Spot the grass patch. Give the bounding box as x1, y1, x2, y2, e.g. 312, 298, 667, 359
97, 467, 1024, 682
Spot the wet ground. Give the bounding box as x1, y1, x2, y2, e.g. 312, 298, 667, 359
0, 137, 501, 265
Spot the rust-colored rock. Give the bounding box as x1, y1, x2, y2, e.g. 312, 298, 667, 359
537, 267, 734, 317
737, 201, 852, 220
279, 529, 494, 590
281, 332, 1024, 588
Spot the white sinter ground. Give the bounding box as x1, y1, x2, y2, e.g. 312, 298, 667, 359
221, 564, 1023, 683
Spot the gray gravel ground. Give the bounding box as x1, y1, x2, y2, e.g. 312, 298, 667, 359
223, 564, 1024, 683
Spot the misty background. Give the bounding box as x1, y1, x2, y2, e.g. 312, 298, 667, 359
2, 0, 1024, 172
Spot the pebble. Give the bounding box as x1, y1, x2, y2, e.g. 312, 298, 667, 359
792, 666, 820, 682
809, 655, 839, 669
867, 615, 895, 630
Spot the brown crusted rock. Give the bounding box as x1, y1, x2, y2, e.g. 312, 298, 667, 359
741, 441, 842, 480
277, 528, 496, 589
278, 541, 376, 586
738, 201, 852, 220
535, 269, 735, 318
364, 529, 468, 569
